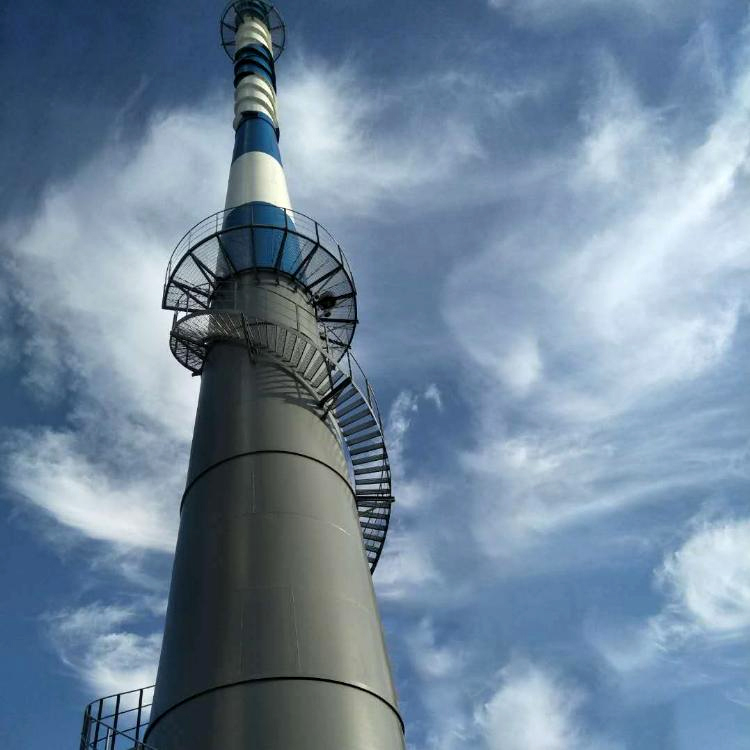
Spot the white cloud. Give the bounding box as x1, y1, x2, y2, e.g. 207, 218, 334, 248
46, 602, 162, 698
487, 0, 692, 27
592, 516, 750, 688
406, 619, 464, 679
386, 390, 419, 475
424, 383, 444, 411
375, 528, 438, 599
281, 60, 483, 217
0, 107, 231, 548
440, 36, 750, 566
475, 658, 619, 750
4, 429, 180, 552
448, 51, 750, 420
656, 517, 750, 637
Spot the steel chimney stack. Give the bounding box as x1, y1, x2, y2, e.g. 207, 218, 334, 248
78, 3, 404, 750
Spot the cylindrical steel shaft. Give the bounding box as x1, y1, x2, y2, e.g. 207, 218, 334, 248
145, 274, 405, 750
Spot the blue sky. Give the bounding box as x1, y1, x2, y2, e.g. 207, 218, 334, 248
2, 0, 750, 748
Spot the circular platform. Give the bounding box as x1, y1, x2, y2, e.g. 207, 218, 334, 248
163, 204, 357, 362
169, 313, 393, 572
220, 0, 286, 61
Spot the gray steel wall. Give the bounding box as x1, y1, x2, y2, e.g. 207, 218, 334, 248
146, 273, 405, 750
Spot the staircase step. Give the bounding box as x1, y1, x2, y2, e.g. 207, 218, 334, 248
356, 499, 394, 508
353, 466, 384, 476
311, 365, 331, 390
355, 478, 389, 486
303, 351, 324, 379
359, 517, 388, 528
287, 338, 302, 366
318, 375, 352, 407
334, 386, 359, 407
281, 330, 294, 359
346, 429, 382, 447
358, 509, 388, 519
338, 407, 371, 429
342, 418, 378, 439
362, 531, 384, 543
350, 450, 385, 465
296, 345, 314, 373
335, 397, 367, 420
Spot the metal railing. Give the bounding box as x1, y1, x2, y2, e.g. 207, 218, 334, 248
333, 348, 384, 431
80, 686, 155, 750
164, 204, 354, 292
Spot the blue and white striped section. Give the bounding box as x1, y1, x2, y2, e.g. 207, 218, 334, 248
225, 7, 292, 213
226, 150, 291, 209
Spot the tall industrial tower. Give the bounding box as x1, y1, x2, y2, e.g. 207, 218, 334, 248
78, 2, 404, 750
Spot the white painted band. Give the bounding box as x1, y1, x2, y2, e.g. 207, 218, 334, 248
234, 75, 277, 126
235, 17, 272, 54
225, 150, 292, 210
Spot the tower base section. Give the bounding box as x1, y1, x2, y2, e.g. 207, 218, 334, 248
147, 679, 403, 750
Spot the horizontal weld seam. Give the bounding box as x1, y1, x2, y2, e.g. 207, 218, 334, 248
144, 674, 405, 740
181, 449, 353, 512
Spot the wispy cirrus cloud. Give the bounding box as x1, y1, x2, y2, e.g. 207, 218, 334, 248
46, 601, 163, 697
487, 0, 704, 27
440, 33, 750, 567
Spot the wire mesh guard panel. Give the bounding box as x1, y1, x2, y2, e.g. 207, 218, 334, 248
81, 686, 155, 750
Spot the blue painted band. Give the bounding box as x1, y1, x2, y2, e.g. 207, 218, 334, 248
232, 114, 281, 163
234, 43, 274, 70
234, 44, 276, 88
234, 65, 274, 89
235, 42, 274, 63
221, 202, 302, 276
